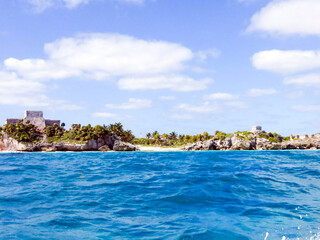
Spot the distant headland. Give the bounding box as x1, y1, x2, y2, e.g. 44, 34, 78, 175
0, 110, 319, 152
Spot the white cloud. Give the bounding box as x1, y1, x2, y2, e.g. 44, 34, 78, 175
252, 50, 320, 75
0, 71, 81, 109
106, 98, 152, 109
292, 105, 320, 112
0, 72, 45, 94
118, 75, 212, 92
63, 0, 90, 8
26, 0, 54, 12
0, 71, 46, 106
196, 49, 221, 61
284, 73, 320, 88
25, 0, 90, 11
204, 93, 238, 101
175, 102, 220, 113
247, 88, 278, 97
4, 33, 215, 92
247, 0, 320, 36
159, 96, 176, 101
5, 33, 193, 81
25, 0, 145, 11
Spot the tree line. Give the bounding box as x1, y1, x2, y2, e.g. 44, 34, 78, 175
132, 131, 214, 146
0, 120, 134, 143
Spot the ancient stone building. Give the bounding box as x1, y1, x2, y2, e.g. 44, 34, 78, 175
5, 111, 60, 131
251, 125, 262, 133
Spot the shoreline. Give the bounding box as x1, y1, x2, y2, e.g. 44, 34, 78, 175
138, 146, 182, 152
1, 148, 320, 153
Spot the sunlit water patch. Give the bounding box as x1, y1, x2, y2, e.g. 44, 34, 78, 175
0, 151, 320, 239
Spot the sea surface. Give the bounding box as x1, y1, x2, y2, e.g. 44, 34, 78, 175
0, 151, 320, 240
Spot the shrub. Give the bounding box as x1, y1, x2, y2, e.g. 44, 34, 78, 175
2, 121, 41, 143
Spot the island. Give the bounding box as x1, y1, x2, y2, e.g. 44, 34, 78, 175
0, 111, 320, 152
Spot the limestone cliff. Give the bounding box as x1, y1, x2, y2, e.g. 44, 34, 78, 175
0, 133, 138, 152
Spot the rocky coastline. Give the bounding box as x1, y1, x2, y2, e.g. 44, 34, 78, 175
1, 129, 320, 152
0, 133, 138, 152
182, 134, 320, 151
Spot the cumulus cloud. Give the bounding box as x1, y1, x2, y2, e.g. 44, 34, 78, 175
292, 105, 320, 112
247, 88, 278, 97
0, 71, 45, 94
252, 50, 320, 75
0, 71, 47, 106
106, 98, 152, 109
204, 93, 238, 101
5, 33, 192, 81
247, 0, 320, 36
284, 74, 320, 88
118, 75, 212, 92
0, 71, 81, 109
4, 33, 214, 92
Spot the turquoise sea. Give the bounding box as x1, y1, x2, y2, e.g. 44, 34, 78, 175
1, 151, 320, 239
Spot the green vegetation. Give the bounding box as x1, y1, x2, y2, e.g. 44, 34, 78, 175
132, 131, 214, 147
258, 132, 282, 143
2, 120, 41, 143
214, 131, 233, 141
282, 136, 290, 142
1, 121, 134, 144
0, 120, 293, 147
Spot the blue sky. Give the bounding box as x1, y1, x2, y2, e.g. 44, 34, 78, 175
0, 0, 320, 136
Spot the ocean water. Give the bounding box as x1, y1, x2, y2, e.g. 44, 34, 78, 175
0, 151, 320, 240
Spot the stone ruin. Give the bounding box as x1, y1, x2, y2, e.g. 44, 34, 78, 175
290, 134, 316, 141
5, 111, 60, 131
251, 125, 262, 133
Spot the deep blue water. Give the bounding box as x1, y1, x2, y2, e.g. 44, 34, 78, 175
1, 151, 320, 240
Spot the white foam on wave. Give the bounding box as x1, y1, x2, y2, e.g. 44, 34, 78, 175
280, 232, 320, 240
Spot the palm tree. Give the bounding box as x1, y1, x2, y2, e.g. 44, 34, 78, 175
203, 131, 209, 140
152, 131, 159, 139
153, 133, 161, 143
162, 133, 169, 140
146, 133, 151, 139
169, 131, 177, 140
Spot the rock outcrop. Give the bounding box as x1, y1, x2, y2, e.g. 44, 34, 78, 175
181, 135, 320, 151
113, 141, 139, 151
0, 133, 139, 152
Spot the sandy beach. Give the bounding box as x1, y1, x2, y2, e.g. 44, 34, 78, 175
138, 146, 182, 152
